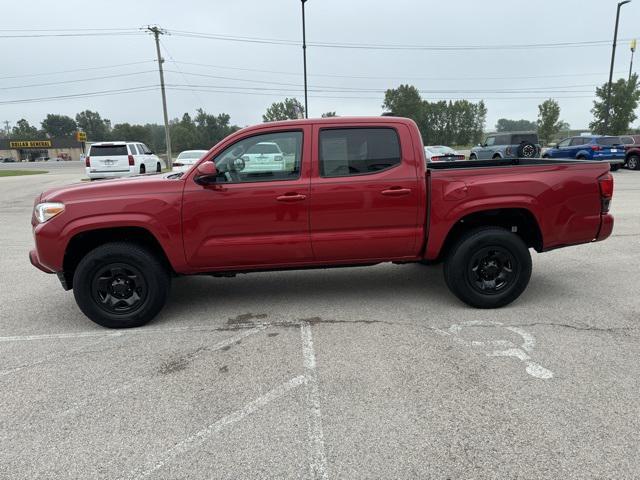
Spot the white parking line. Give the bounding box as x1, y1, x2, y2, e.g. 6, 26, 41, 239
125, 374, 308, 480
301, 321, 329, 480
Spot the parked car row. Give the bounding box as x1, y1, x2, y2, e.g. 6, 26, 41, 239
543, 136, 626, 170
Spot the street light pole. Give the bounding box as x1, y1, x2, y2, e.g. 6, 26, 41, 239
630, 39, 637, 81
301, 0, 309, 119
604, 0, 631, 132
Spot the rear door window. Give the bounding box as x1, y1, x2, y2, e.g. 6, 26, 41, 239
129, 144, 139, 155
596, 137, 623, 146
319, 128, 401, 177
511, 134, 538, 144
89, 145, 128, 156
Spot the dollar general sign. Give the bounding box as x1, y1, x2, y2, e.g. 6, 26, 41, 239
9, 140, 52, 148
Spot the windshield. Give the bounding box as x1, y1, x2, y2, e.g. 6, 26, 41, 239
596, 137, 623, 146
426, 146, 455, 155
247, 143, 281, 154
89, 145, 127, 156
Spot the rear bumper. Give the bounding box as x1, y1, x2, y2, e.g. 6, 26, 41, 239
86, 166, 136, 179
596, 213, 614, 242
29, 249, 55, 273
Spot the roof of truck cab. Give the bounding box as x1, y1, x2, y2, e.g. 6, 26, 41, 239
252, 116, 417, 129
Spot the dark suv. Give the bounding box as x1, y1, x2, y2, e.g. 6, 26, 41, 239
469, 132, 540, 160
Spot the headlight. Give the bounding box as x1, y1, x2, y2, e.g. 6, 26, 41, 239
34, 202, 65, 223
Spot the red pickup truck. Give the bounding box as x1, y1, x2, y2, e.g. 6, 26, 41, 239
30, 117, 614, 328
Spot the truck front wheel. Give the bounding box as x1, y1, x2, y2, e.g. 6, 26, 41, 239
444, 227, 531, 308
72, 242, 171, 328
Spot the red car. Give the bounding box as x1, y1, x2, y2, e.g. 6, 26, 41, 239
622, 134, 640, 170
30, 117, 614, 328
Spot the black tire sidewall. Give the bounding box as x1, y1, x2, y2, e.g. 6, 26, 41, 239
73, 243, 170, 328
517, 142, 537, 158
629, 155, 640, 170
444, 228, 532, 308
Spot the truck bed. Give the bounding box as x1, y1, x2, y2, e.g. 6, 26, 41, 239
426, 157, 608, 170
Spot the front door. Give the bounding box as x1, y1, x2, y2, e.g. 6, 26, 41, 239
182, 128, 313, 270
478, 136, 496, 159
309, 124, 421, 262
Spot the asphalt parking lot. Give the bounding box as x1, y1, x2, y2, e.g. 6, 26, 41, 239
1, 164, 639, 479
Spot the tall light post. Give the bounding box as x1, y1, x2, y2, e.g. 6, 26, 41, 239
630, 38, 637, 81
604, 0, 631, 131
301, 0, 309, 119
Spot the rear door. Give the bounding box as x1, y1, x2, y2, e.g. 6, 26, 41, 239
88, 144, 130, 173
309, 124, 420, 261
569, 137, 588, 157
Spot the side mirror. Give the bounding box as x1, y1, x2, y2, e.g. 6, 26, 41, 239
194, 162, 218, 185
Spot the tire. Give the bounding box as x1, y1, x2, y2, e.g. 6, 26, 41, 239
628, 155, 640, 170
469, 154, 478, 161
576, 155, 587, 160
542, 154, 550, 159
73, 242, 171, 328
139, 164, 146, 175
443, 227, 532, 309
156, 162, 161, 173
610, 163, 620, 172
517, 142, 537, 158
492, 154, 502, 160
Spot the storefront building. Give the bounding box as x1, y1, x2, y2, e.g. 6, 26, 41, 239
0, 138, 84, 161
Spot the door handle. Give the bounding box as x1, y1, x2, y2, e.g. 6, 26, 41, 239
381, 187, 412, 196
276, 193, 307, 202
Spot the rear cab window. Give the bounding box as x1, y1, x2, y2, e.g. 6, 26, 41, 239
319, 128, 401, 177
89, 145, 128, 156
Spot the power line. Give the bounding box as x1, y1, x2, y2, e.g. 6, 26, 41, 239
0, 61, 154, 80
0, 86, 158, 105
168, 29, 637, 51
0, 30, 142, 38
0, 70, 158, 90
171, 60, 626, 82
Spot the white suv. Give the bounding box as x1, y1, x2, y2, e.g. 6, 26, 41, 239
85, 142, 163, 180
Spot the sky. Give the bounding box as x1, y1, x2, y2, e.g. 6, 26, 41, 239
1, 0, 638, 133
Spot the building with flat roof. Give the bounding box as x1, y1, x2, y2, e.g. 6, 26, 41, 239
0, 137, 84, 162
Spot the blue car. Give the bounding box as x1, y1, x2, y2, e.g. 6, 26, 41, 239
543, 135, 626, 170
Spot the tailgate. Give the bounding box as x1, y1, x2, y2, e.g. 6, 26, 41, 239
89, 145, 130, 172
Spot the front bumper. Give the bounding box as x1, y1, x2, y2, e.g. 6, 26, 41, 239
29, 249, 54, 273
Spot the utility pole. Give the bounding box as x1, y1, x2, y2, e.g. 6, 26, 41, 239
630, 39, 637, 81
146, 25, 172, 168
605, 0, 631, 132
3, 121, 10, 136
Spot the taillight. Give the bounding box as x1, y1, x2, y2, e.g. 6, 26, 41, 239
85, 156, 90, 167
591, 145, 602, 152
128, 155, 134, 166
598, 172, 614, 213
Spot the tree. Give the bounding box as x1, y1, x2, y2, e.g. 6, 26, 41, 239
495, 118, 537, 132
75, 110, 111, 141
11, 119, 42, 139
589, 74, 640, 135
536, 99, 566, 145
41, 114, 77, 138
194, 109, 239, 148
382, 85, 423, 120
110, 122, 152, 146
321, 111, 338, 118
262, 98, 305, 122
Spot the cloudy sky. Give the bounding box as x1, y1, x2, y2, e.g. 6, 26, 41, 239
1, 0, 638, 132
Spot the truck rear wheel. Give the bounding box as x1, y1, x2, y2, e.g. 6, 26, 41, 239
444, 227, 531, 309
73, 242, 171, 328
628, 155, 639, 170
